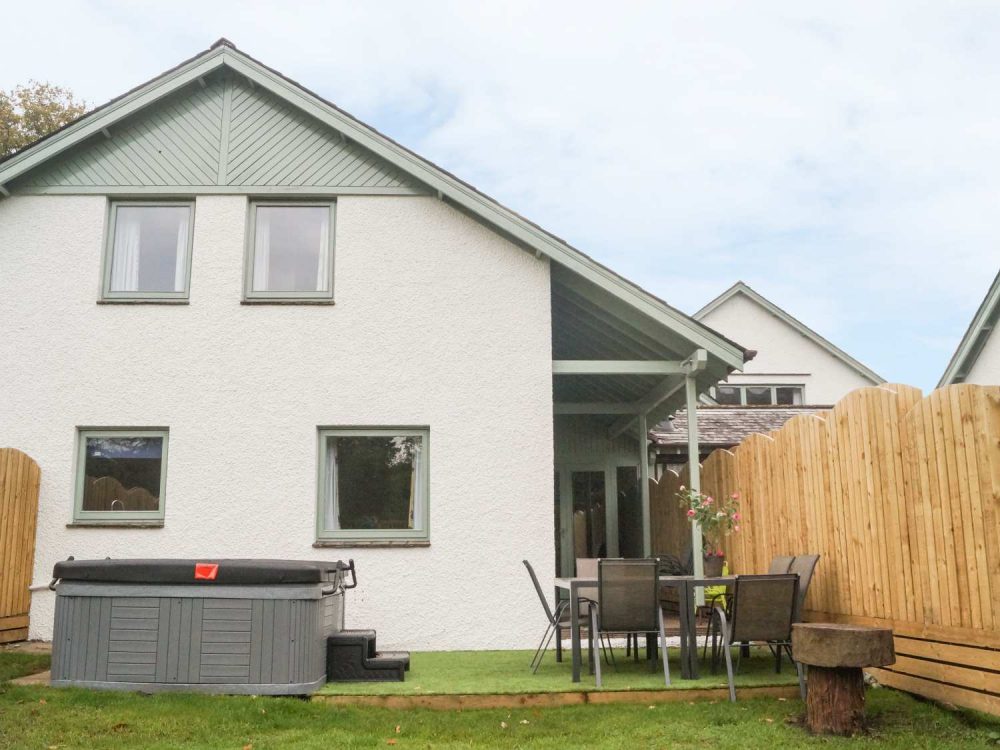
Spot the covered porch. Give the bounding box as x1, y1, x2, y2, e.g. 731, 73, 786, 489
548, 266, 749, 577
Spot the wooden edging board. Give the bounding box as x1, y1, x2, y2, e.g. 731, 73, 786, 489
312, 684, 801, 710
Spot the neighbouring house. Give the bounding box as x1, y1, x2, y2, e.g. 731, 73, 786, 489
0, 40, 750, 651
651, 281, 883, 469
938, 269, 1000, 386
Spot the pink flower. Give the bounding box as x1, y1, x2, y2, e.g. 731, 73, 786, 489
734, 525, 741, 532
686, 509, 695, 517
731, 492, 740, 500
733, 512, 741, 521
706, 496, 713, 503
715, 549, 724, 557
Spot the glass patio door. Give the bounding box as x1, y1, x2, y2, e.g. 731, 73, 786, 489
555, 463, 642, 576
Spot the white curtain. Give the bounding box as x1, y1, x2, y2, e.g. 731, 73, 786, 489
110, 212, 141, 291
252, 211, 271, 291
173, 212, 189, 292
409, 444, 424, 530
325, 438, 339, 531
315, 212, 330, 292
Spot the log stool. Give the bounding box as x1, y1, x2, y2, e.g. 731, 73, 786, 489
792, 623, 895, 736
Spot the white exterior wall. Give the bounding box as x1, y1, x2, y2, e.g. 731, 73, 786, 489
699, 293, 877, 403
965, 328, 1000, 384
0, 194, 554, 650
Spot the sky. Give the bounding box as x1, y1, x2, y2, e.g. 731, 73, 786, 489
3, 1, 999, 390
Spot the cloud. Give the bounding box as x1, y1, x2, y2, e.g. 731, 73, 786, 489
4, 1, 1000, 388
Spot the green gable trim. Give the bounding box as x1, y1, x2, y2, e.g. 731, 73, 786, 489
938, 269, 1000, 386
0, 40, 748, 375
695, 281, 884, 384
10, 72, 422, 194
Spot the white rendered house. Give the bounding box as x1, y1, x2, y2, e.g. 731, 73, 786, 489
651, 282, 883, 467
0, 41, 749, 650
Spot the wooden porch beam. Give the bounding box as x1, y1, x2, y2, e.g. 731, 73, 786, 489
606, 349, 708, 439
553, 402, 640, 415
552, 360, 685, 375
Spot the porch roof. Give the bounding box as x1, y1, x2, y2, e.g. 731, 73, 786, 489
551, 266, 753, 435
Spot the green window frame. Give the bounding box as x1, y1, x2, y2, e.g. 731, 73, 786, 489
73, 428, 169, 524
712, 384, 805, 406
243, 201, 336, 302
101, 201, 195, 302
316, 427, 430, 542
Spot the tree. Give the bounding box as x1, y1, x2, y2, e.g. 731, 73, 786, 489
0, 81, 87, 158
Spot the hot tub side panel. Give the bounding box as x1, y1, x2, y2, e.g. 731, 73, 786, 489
51, 585, 341, 694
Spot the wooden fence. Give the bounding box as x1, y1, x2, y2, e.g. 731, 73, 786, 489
0, 448, 41, 643
651, 384, 1000, 716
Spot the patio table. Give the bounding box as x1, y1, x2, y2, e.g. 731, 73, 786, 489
554, 575, 735, 682
660, 575, 735, 679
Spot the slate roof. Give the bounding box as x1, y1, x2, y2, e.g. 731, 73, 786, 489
650, 405, 829, 449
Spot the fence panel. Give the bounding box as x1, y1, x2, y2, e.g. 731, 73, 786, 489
0, 448, 41, 643
658, 384, 1000, 716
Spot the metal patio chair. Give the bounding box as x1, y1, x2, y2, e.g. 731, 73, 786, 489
523, 559, 594, 673
712, 574, 805, 702
789, 554, 820, 623
589, 558, 671, 688
768, 555, 795, 574
710, 555, 792, 663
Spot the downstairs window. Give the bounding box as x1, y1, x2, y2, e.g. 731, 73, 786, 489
317, 428, 429, 542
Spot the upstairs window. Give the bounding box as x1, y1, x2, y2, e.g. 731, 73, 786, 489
103, 202, 194, 301
713, 385, 804, 405
245, 202, 335, 301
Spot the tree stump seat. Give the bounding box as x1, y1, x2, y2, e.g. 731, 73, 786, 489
792, 623, 895, 736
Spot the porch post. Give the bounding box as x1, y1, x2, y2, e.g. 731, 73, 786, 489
685, 373, 704, 605
638, 411, 651, 557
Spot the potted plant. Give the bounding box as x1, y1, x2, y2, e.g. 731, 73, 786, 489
676, 486, 741, 576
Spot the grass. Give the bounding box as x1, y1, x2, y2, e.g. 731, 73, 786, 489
0, 649, 50, 682
1, 650, 998, 749
317, 647, 798, 695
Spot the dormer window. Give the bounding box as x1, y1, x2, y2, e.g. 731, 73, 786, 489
244, 202, 335, 302
102, 202, 194, 301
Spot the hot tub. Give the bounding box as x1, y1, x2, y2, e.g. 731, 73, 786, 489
49, 558, 353, 694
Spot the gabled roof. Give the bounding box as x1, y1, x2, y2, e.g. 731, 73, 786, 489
938, 268, 1000, 386
695, 281, 883, 384
0, 39, 748, 393
650, 405, 827, 451
0, 39, 753, 420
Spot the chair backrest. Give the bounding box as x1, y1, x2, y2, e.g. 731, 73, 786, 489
523, 559, 555, 624
681, 546, 695, 575
788, 554, 820, 622
729, 574, 798, 643
576, 558, 599, 579
598, 558, 659, 633
768, 555, 794, 574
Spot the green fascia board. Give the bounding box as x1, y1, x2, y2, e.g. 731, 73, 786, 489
0, 41, 748, 372
695, 281, 884, 384
937, 268, 1000, 386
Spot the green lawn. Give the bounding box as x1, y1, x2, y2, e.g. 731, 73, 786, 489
317, 647, 798, 695
1, 650, 998, 749
0, 649, 50, 683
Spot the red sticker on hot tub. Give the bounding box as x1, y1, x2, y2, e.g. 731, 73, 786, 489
194, 563, 219, 581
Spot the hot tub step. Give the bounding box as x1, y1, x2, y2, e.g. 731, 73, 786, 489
326, 632, 407, 682
376, 651, 411, 671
